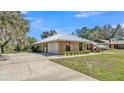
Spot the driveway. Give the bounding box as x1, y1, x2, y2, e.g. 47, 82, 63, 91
0, 53, 97, 81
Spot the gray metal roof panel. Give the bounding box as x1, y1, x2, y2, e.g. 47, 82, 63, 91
33, 33, 92, 44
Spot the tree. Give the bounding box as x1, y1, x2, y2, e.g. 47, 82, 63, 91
0, 11, 30, 53
41, 30, 57, 39
27, 36, 37, 45
95, 24, 124, 40
74, 26, 91, 39
88, 26, 99, 40
73, 24, 124, 41
110, 24, 124, 40
23, 36, 37, 52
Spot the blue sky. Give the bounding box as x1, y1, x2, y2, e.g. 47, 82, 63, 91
24, 11, 124, 40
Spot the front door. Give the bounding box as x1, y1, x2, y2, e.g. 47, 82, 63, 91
79, 43, 82, 51
66, 45, 70, 51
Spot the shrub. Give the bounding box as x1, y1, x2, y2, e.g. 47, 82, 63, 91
63, 51, 66, 56
72, 51, 75, 55
67, 51, 71, 56
81, 51, 84, 54
85, 50, 88, 54
70, 51, 73, 55
74, 51, 77, 55
77, 51, 80, 55
60, 52, 64, 55
80, 51, 83, 54
61, 50, 92, 56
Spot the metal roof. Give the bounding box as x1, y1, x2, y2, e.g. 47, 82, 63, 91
33, 33, 107, 49
110, 40, 124, 44
95, 39, 109, 44
33, 33, 93, 44
90, 42, 107, 49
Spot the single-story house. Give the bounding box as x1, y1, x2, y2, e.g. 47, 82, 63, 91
94, 39, 109, 49
33, 33, 106, 54
109, 40, 124, 49
94, 39, 124, 49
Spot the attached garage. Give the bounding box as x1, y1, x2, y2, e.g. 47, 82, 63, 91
48, 42, 59, 54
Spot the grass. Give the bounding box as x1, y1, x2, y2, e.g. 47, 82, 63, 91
105, 49, 124, 53
51, 51, 124, 80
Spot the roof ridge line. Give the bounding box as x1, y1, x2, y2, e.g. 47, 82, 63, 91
55, 33, 65, 40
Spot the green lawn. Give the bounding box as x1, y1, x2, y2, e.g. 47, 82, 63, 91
106, 49, 124, 53
51, 53, 124, 80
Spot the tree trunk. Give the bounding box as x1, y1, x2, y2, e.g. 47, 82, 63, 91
0, 46, 4, 53
0, 46, 2, 56
0, 40, 10, 53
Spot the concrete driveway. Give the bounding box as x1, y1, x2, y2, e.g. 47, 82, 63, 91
0, 53, 97, 81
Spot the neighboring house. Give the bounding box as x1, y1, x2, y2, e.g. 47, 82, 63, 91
33, 33, 106, 54
94, 39, 124, 49
94, 39, 109, 49
109, 40, 124, 49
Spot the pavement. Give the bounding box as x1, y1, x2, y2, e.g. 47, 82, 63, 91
0, 53, 97, 81
44, 53, 101, 59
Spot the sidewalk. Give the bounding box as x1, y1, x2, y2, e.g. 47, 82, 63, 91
46, 53, 101, 59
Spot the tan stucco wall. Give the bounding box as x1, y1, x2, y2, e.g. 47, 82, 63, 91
58, 41, 88, 54
36, 41, 90, 54
58, 41, 65, 54
70, 42, 79, 51
58, 42, 79, 52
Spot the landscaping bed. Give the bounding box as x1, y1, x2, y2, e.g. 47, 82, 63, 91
61, 50, 92, 56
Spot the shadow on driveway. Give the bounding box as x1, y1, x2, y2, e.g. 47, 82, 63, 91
36, 53, 59, 57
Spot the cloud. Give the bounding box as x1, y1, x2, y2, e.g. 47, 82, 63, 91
21, 11, 29, 14
21, 11, 33, 20
31, 19, 72, 31
31, 19, 50, 31
75, 11, 105, 18
31, 18, 79, 35
112, 25, 116, 28
55, 27, 73, 31
121, 23, 124, 27
52, 27, 73, 34
31, 19, 43, 29
27, 17, 34, 20
29, 19, 49, 40
31, 19, 75, 35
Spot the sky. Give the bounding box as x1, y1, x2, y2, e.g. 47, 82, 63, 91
24, 11, 124, 40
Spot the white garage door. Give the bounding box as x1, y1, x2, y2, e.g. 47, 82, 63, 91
48, 42, 59, 54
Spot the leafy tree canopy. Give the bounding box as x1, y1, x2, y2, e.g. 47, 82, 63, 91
27, 36, 37, 45
41, 30, 57, 39
73, 24, 124, 41
0, 11, 30, 53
